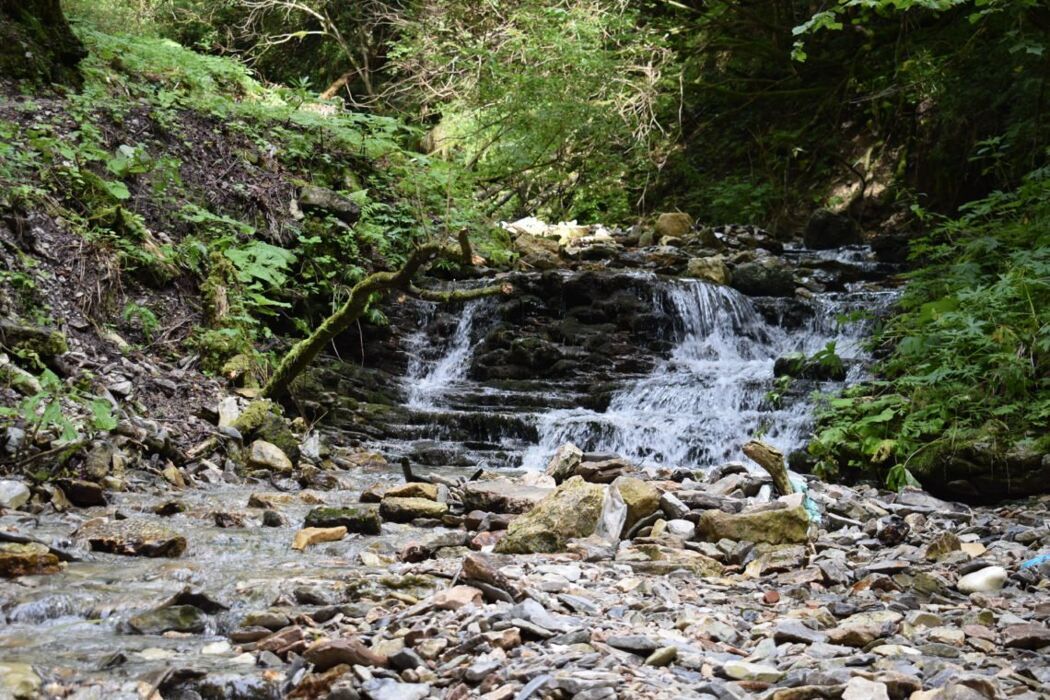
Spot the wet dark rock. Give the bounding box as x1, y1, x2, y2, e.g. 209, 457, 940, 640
213, 511, 246, 528
731, 259, 796, 297
163, 588, 228, 614
804, 209, 861, 249
55, 479, 107, 507
153, 500, 186, 516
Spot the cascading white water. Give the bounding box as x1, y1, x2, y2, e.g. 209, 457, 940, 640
404, 300, 483, 409
520, 279, 891, 470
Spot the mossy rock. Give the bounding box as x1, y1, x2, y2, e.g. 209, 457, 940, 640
0, 320, 68, 360
127, 605, 207, 635
495, 476, 607, 554
697, 503, 811, 545
221, 354, 260, 388
232, 399, 299, 459
0, 0, 86, 87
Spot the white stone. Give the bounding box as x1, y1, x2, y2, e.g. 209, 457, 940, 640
0, 480, 30, 510
957, 565, 1008, 593
872, 644, 921, 657
723, 660, 783, 682
843, 677, 889, 700
666, 519, 696, 539
201, 641, 232, 655
249, 440, 293, 473
217, 397, 240, 428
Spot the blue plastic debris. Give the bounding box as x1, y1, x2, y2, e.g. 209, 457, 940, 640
1020, 553, 1050, 569
791, 477, 823, 525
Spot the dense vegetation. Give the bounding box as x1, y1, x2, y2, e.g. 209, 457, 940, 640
1, 0, 1048, 492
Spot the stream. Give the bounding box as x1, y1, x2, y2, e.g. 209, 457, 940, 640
0, 245, 897, 694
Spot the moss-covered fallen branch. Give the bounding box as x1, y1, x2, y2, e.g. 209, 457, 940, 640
262, 235, 509, 400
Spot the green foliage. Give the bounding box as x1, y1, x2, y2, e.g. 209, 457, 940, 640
391, 0, 676, 222
0, 369, 116, 450
811, 165, 1050, 488
122, 302, 160, 342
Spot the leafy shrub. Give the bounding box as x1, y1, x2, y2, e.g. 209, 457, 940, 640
810, 164, 1050, 487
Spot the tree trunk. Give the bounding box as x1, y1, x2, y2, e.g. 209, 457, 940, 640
261, 234, 507, 400
0, 0, 86, 86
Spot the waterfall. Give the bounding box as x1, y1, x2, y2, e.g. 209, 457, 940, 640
404, 300, 483, 409
520, 280, 890, 470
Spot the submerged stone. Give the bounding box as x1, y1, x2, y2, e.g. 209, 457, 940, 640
128, 605, 207, 635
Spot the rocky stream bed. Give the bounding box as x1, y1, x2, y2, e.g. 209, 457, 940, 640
2, 218, 1049, 699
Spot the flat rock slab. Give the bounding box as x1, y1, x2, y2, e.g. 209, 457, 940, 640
461, 480, 552, 514
380, 497, 448, 523
292, 527, 347, 551
304, 506, 381, 534
79, 520, 187, 558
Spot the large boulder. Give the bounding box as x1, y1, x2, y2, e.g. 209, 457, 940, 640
684, 256, 731, 285
730, 259, 796, 297
655, 213, 693, 239
495, 476, 606, 554
612, 476, 660, 534
0, 543, 61, 577
697, 502, 811, 545
804, 209, 861, 249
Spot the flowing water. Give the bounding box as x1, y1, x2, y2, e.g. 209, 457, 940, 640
404, 301, 484, 410
396, 256, 895, 472
520, 282, 888, 469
